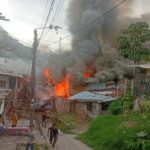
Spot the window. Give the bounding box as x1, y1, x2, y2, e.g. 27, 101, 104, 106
87, 102, 93, 112
102, 102, 110, 110
0, 80, 7, 88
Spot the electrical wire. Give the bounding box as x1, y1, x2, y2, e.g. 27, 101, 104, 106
41, 0, 65, 41
38, 0, 56, 43
51, 0, 65, 25
40, 0, 50, 28
46, 0, 127, 47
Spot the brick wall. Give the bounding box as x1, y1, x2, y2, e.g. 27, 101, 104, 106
72, 101, 102, 117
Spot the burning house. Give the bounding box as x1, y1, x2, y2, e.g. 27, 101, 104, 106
41, 67, 125, 115
35, 0, 150, 114
41, 68, 71, 112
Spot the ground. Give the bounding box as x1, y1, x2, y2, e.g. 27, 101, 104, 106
0, 119, 92, 150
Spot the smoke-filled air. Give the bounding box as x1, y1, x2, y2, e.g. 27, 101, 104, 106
1, 0, 150, 86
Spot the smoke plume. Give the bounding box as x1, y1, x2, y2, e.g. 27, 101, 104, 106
63, 0, 150, 83
1, 0, 150, 86
66, 0, 126, 83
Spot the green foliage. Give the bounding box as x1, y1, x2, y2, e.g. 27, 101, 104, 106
34, 144, 39, 150
108, 97, 123, 115
43, 144, 48, 150
125, 131, 150, 150
79, 113, 150, 150
52, 112, 77, 133
118, 22, 150, 63
123, 91, 134, 111
140, 100, 150, 113
109, 91, 134, 115
78, 115, 125, 150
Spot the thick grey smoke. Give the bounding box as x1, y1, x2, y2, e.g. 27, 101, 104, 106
67, 0, 117, 61
66, 0, 125, 82
2, 0, 150, 86
64, 0, 150, 83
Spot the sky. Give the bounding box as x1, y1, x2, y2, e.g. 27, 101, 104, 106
0, 0, 150, 50
0, 0, 71, 50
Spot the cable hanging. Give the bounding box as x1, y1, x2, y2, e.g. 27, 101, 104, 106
46, 0, 127, 47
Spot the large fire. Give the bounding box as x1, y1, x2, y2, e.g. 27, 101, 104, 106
43, 68, 69, 98
55, 75, 70, 98
83, 65, 96, 79
43, 68, 56, 86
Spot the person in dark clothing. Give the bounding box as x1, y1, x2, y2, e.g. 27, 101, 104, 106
42, 113, 47, 128
47, 123, 59, 148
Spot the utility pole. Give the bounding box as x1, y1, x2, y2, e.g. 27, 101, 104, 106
30, 29, 38, 125
29, 25, 62, 125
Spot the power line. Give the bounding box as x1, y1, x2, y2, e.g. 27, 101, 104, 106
39, 0, 56, 43
42, 0, 65, 40
40, 0, 50, 28
46, 0, 127, 47
51, 0, 65, 25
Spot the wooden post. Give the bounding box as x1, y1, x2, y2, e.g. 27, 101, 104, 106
30, 29, 38, 125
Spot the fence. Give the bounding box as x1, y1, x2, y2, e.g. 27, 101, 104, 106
54, 97, 70, 112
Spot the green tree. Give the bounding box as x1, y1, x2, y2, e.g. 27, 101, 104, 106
118, 22, 150, 63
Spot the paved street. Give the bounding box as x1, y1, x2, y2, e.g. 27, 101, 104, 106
0, 120, 92, 150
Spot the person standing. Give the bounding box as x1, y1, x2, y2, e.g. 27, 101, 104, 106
11, 111, 18, 127
41, 113, 47, 128
47, 123, 59, 148
26, 125, 36, 150
0, 114, 5, 141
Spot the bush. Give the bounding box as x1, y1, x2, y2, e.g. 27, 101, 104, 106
79, 113, 150, 150
125, 131, 150, 150
123, 91, 134, 110
108, 99, 123, 115
140, 100, 150, 113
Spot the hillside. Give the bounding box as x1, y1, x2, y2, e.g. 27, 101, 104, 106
0, 27, 32, 59
78, 113, 150, 150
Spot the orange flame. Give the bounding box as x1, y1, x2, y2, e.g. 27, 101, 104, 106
55, 75, 70, 98
83, 65, 96, 79
43, 68, 56, 86
84, 73, 92, 79
43, 68, 69, 98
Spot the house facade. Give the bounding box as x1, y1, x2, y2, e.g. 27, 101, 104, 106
0, 73, 30, 116
69, 91, 116, 117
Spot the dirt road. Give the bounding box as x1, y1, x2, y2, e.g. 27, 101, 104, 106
0, 120, 92, 150
0, 133, 92, 150
47, 133, 92, 150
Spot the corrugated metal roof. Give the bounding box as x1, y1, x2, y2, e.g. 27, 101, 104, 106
127, 64, 150, 69
0, 70, 23, 77
139, 64, 150, 69
69, 91, 116, 102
